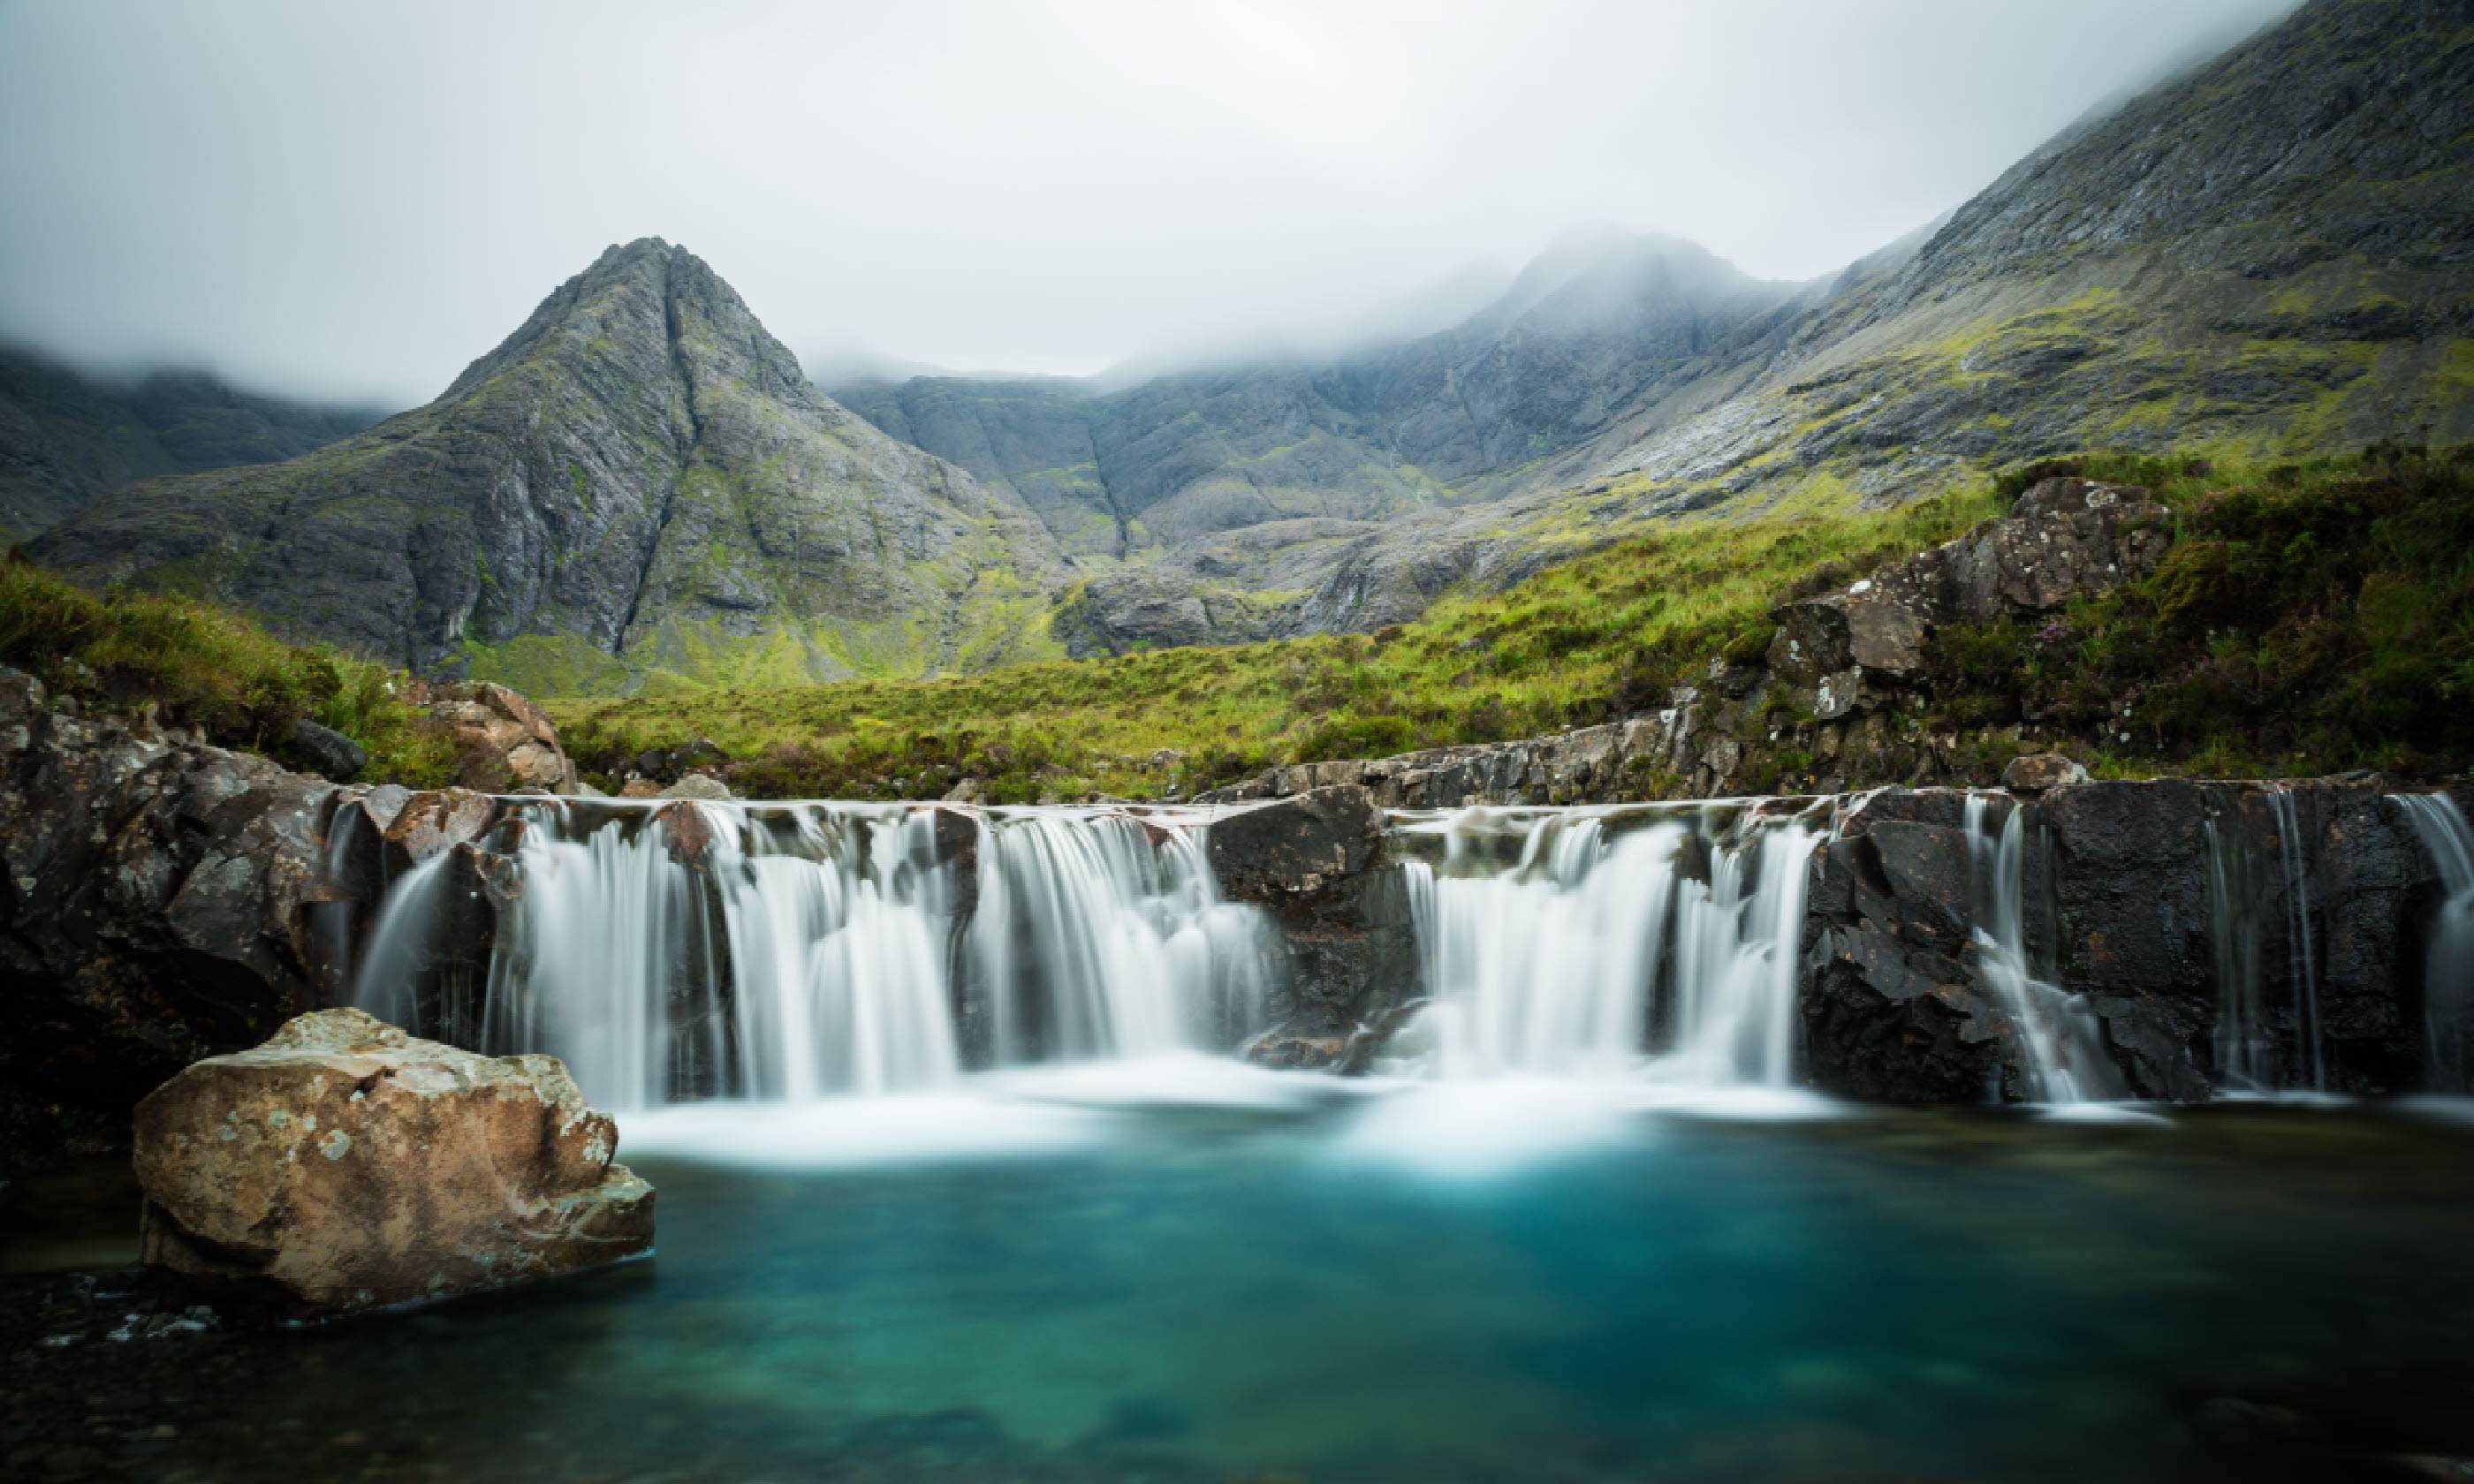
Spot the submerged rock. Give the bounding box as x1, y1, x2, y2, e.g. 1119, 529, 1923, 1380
133, 1008, 653, 1325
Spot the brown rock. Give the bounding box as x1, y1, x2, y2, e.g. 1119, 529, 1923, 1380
133, 1008, 653, 1324
2001, 753, 2090, 791
409, 679, 573, 792
378, 788, 498, 867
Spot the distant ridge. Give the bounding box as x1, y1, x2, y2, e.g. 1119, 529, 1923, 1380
0, 347, 381, 543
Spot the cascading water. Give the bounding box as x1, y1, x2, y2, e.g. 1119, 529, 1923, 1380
2201, 787, 2326, 1093
1962, 794, 2125, 1105
2390, 791, 2474, 1092
347, 800, 1282, 1109
1393, 805, 1818, 1086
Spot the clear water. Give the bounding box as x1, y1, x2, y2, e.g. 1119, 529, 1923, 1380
51, 1072, 2474, 1483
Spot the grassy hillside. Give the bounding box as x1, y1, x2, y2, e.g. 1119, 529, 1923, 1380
0, 550, 451, 784
551, 443, 2474, 802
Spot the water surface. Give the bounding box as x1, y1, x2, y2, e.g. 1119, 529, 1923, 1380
16, 1074, 2474, 1482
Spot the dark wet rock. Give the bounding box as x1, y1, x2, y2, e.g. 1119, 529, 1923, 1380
1800, 791, 2017, 1102
284, 719, 367, 782
1206, 786, 1383, 902
134, 1008, 652, 1325
1207, 786, 1420, 1037
0, 668, 354, 1170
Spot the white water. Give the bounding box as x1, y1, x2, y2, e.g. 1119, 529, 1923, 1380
350, 801, 1281, 1109
2390, 791, 2474, 1092
2202, 787, 2326, 1093
1395, 806, 1818, 1086
1962, 794, 2125, 1105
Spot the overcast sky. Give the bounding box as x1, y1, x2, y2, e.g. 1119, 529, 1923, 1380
0, 0, 2297, 406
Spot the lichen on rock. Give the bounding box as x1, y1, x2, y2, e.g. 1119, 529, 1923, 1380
133, 1007, 653, 1325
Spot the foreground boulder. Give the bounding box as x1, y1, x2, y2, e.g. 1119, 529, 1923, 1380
133, 1008, 653, 1324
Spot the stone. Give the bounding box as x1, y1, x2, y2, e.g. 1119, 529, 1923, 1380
2001, 753, 2089, 790
656, 773, 732, 801
1, 672, 353, 1167
285, 718, 367, 781
410, 680, 572, 792
1206, 785, 1383, 901
2010, 477, 2151, 520
133, 1008, 653, 1325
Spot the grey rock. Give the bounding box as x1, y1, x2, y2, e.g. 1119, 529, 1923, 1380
285, 718, 367, 781
2002, 753, 2089, 791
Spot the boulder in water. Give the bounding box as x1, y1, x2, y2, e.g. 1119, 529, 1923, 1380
133, 1008, 654, 1324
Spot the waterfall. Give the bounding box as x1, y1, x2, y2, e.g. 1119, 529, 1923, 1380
2390, 791, 2474, 1092
348, 800, 1280, 1109
2200, 787, 2327, 1094
1393, 805, 1817, 1086
1962, 795, 2125, 1105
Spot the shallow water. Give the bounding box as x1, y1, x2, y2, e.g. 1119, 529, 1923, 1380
15, 1074, 2474, 1482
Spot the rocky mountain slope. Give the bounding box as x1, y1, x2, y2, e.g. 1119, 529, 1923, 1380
832, 231, 1806, 565
875, 0, 2474, 657
0, 347, 379, 543
32, 240, 1072, 693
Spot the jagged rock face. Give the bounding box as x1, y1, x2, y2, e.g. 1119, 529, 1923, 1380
1797, 780, 2450, 1103
0, 347, 378, 544
1801, 791, 2015, 1102
0, 669, 346, 1167
133, 1008, 652, 1324
32, 239, 1069, 692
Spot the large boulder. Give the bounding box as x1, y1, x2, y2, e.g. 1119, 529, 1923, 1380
1208, 785, 1419, 1056
1800, 790, 2018, 1101
0, 668, 353, 1169
133, 1008, 653, 1324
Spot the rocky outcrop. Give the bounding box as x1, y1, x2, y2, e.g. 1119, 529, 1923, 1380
407, 678, 573, 792
133, 1008, 652, 1324
1208, 785, 1422, 1064
1799, 779, 2455, 1103
31, 239, 1070, 693
1766, 478, 2169, 703
0, 668, 350, 1168
1195, 478, 2180, 809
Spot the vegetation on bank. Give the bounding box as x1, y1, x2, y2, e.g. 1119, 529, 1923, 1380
1924, 440, 2474, 779
558, 443, 2474, 801
0, 550, 452, 784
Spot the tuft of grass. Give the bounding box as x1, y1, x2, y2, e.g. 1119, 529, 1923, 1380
0, 549, 452, 785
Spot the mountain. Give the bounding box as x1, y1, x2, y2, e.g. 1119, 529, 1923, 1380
831, 231, 1806, 568
33, 239, 1070, 693
1014, 0, 2474, 655
0, 348, 381, 543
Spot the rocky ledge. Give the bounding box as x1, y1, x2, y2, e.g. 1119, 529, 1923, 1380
134, 1008, 652, 1324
